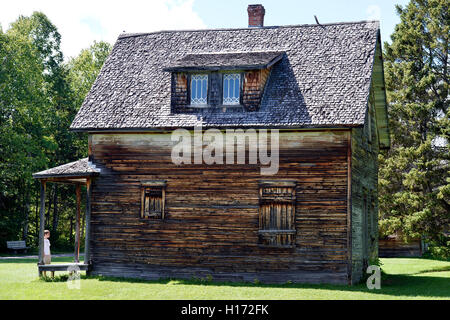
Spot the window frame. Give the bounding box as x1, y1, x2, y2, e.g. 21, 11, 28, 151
189, 73, 209, 106
222, 72, 242, 105
140, 181, 166, 220
181, 71, 246, 108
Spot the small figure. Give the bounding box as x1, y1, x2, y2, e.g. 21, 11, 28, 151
43, 230, 54, 278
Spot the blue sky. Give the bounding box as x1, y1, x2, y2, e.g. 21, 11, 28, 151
193, 0, 410, 44
0, 0, 410, 58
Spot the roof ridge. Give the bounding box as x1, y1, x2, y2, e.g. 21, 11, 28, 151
118, 20, 380, 40
182, 50, 284, 55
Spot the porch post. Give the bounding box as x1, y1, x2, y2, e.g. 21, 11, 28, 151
38, 181, 46, 275
74, 183, 81, 263
84, 178, 92, 267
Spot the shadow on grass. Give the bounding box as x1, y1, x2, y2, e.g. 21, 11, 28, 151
409, 265, 450, 274
45, 271, 448, 299
8, 257, 450, 299
40, 274, 72, 282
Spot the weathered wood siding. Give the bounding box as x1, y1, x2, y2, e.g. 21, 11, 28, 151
88, 130, 350, 284
242, 68, 271, 111
379, 238, 422, 258
351, 92, 380, 284
170, 73, 188, 111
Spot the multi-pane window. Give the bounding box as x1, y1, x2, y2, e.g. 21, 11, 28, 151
258, 181, 296, 247
190, 74, 208, 105
141, 181, 166, 219
223, 73, 240, 105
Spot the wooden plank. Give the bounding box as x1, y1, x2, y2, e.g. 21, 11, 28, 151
38, 263, 89, 272
38, 181, 46, 270
347, 130, 352, 284
84, 178, 92, 266
7, 241, 27, 247
74, 184, 81, 263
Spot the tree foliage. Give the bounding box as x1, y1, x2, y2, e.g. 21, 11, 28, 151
379, 0, 449, 244
1, 3, 447, 253
0, 11, 111, 250
0, 24, 53, 246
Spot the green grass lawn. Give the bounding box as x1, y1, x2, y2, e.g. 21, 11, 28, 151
0, 256, 449, 299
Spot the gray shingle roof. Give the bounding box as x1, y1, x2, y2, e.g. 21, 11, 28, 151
33, 158, 100, 179
163, 51, 284, 71
70, 21, 380, 131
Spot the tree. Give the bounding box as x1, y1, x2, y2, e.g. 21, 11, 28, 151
5, 13, 111, 246
5, 12, 68, 243
65, 41, 112, 159
379, 0, 449, 244
0, 26, 55, 247
8, 12, 63, 80
0, 12, 111, 250
66, 41, 111, 107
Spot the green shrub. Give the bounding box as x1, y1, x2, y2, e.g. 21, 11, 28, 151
424, 244, 450, 261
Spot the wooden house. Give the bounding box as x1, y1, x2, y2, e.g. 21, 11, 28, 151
34, 5, 389, 285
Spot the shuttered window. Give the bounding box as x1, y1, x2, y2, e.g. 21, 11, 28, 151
141, 181, 166, 219
258, 181, 296, 247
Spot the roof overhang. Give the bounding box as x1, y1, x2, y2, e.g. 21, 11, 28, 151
33, 158, 100, 184
70, 124, 361, 133
163, 51, 284, 72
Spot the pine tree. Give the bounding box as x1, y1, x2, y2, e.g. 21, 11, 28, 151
379, 0, 449, 245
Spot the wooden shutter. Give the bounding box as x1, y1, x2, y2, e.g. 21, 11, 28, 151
258, 181, 296, 247
171, 73, 189, 111
140, 181, 166, 219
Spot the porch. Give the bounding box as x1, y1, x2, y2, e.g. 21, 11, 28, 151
32, 158, 100, 276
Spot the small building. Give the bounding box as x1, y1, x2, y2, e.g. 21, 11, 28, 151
379, 234, 423, 258
34, 5, 389, 284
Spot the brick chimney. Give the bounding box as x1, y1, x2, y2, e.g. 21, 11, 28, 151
247, 4, 265, 28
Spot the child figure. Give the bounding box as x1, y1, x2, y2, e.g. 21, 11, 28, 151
43, 230, 54, 277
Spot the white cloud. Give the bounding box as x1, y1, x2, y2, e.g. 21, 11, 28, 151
0, 0, 206, 59
366, 4, 381, 21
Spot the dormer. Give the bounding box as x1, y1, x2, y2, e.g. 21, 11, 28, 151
163, 51, 284, 113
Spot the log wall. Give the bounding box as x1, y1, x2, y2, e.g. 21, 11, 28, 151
88, 130, 351, 284
351, 90, 380, 284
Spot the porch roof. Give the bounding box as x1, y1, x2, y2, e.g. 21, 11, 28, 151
32, 158, 100, 184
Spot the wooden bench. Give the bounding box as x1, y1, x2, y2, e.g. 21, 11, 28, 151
6, 240, 29, 254
38, 263, 90, 277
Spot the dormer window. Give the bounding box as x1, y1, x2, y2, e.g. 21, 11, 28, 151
190, 74, 208, 105
223, 73, 241, 105
164, 51, 284, 111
